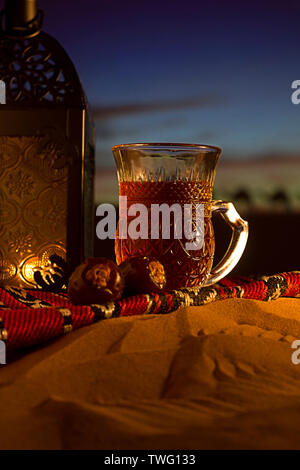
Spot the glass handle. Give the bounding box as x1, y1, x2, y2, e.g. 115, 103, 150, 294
203, 200, 249, 287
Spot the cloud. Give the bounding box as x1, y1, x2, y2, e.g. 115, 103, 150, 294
92, 95, 224, 119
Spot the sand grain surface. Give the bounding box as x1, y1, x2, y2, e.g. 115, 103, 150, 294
1, 298, 300, 449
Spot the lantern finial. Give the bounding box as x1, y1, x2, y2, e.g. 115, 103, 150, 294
2, 0, 43, 38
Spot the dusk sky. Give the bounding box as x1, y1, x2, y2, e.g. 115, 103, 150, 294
3, 0, 300, 168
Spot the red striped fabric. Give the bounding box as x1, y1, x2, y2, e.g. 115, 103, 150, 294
0, 271, 299, 352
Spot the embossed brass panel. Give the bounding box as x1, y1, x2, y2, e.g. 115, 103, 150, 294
0, 108, 94, 289
1, 134, 65, 287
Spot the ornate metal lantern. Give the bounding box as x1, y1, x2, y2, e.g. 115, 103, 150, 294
0, 0, 95, 290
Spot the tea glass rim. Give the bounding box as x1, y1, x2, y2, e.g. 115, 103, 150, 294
112, 142, 222, 154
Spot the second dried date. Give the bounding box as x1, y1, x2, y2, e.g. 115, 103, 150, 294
119, 256, 166, 295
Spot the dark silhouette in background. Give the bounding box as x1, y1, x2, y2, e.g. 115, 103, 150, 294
233, 189, 252, 205
271, 189, 290, 208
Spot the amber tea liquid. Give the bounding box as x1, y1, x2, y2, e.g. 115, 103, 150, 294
115, 181, 215, 290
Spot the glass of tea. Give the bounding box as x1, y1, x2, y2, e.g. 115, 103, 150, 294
112, 143, 248, 290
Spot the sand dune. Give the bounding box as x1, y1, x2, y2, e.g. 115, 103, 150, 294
1, 298, 300, 449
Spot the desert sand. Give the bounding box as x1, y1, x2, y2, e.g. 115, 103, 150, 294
0, 297, 300, 449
